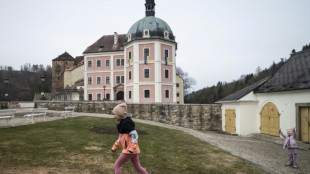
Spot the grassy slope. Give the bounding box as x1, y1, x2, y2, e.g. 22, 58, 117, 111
0, 117, 266, 174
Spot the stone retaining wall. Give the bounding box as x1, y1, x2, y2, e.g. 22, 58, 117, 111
35, 101, 222, 131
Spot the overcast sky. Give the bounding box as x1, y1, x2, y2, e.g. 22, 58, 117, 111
1, 0, 310, 91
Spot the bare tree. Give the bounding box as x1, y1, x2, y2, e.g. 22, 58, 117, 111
176, 66, 196, 95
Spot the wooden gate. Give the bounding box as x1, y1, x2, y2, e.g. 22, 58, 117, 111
225, 109, 236, 134
260, 102, 280, 136
300, 107, 310, 142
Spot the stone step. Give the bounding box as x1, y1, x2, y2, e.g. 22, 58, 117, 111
250, 133, 310, 151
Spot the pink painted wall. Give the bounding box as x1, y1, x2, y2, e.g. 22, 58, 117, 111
114, 71, 124, 85
161, 65, 173, 83
113, 55, 125, 70
139, 85, 155, 103
87, 89, 111, 100
126, 86, 134, 102
126, 66, 134, 84
87, 72, 111, 88
160, 44, 173, 62
139, 43, 154, 61
87, 56, 111, 71
126, 46, 134, 63
162, 85, 174, 103
139, 64, 155, 82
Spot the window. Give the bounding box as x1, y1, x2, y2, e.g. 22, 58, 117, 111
88, 94, 92, 101
164, 31, 169, 39
144, 90, 150, 98
177, 93, 180, 97
97, 60, 101, 67
128, 33, 132, 41
106, 76, 110, 84
165, 90, 169, 98
129, 91, 132, 99
128, 52, 132, 65
176, 83, 179, 87
165, 50, 169, 58
144, 48, 149, 57
88, 77, 92, 85
97, 77, 101, 84
88, 61, 92, 67
143, 29, 150, 37
116, 76, 121, 84
97, 94, 101, 101
55, 65, 60, 72
121, 76, 124, 83
106, 60, 110, 67
129, 52, 132, 59
116, 59, 121, 66
144, 69, 150, 78
106, 94, 110, 100
165, 69, 169, 78
121, 59, 124, 66
129, 71, 132, 80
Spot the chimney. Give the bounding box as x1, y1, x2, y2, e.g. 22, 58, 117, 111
114, 32, 118, 45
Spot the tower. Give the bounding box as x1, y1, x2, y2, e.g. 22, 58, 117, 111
145, 0, 156, 17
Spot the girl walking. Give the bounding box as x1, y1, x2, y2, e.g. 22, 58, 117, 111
279, 128, 298, 169
111, 103, 148, 174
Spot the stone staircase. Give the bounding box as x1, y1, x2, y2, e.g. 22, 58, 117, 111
250, 133, 310, 151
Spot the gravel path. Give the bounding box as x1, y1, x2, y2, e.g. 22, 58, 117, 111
1, 110, 309, 174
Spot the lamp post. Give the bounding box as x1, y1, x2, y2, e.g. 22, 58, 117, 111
40, 76, 46, 100
4, 78, 9, 101
103, 86, 106, 101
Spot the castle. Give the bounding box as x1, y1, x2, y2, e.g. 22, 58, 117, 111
52, 0, 184, 104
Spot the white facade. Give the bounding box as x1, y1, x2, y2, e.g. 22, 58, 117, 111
220, 89, 310, 137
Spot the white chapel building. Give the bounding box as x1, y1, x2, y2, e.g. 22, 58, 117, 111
217, 49, 310, 143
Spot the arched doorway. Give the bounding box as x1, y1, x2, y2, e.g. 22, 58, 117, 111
260, 102, 280, 136
116, 91, 124, 100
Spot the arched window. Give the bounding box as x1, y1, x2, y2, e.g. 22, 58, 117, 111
164, 31, 169, 39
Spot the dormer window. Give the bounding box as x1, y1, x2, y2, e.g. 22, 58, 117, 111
143, 29, 150, 38
128, 33, 132, 42
164, 31, 169, 39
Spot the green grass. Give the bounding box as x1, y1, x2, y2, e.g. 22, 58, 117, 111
0, 117, 267, 174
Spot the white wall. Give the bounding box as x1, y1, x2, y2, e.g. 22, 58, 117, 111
220, 89, 310, 137
239, 102, 258, 135
220, 102, 240, 134
256, 89, 310, 134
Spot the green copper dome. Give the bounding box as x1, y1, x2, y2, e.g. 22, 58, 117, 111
125, 16, 175, 44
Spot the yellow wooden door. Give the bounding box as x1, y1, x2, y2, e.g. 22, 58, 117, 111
260, 103, 269, 135
225, 109, 236, 134
300, 107, 310, 142
260, 102, 280, 136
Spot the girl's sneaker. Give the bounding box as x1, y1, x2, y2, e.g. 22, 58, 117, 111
285, 163, 292, 166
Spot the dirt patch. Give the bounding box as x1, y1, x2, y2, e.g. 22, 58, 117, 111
90, 126, 148, 135
84, 146, 102, 151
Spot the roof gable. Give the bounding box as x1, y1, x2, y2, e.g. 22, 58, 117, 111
217, 77, 269, 102
83, 34, 126, 54
53, 52, 75, 61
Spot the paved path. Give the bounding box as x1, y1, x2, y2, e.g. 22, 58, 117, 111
1, 110, 309, 174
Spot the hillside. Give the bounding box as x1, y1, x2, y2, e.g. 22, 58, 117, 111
0, 64, 52, 101
185, 60, 286, 104
185, 44, 310, 104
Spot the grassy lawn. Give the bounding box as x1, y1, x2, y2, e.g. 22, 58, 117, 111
0, 117, 266, 174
